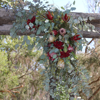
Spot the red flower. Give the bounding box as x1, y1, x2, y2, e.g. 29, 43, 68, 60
31, 16, 36, 23
46, 11, 53, 20
68, 45, 74, 53
53, 41, 64, 49
52, 30, 58, 35
63, 14, 70, 22
27, 19, 31, 25
71, 35, 81, 41
33, 25, 37, 30
47, 52, 57, 61
60, 51, 70, 58
27, 16, 36, 25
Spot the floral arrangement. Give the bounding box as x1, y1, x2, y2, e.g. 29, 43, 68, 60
11, 1, 90, 99
26, 11, 81, 69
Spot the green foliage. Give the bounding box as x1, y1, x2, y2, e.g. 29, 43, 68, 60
0, 36, 45, 99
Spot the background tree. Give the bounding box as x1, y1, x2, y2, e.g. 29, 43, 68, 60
0, 36, 49, 100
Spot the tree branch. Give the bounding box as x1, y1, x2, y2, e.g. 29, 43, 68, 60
85, 38, 95, 53
89, 76, 100, 85
88, 86, 100, 100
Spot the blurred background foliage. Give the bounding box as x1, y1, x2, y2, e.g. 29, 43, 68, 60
0, 36, 48, 100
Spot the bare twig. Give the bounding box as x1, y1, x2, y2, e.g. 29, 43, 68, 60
89, 76, 100, 85
10, 85, 23, 90
85, 38, 94, 54
88, 86, 100, 100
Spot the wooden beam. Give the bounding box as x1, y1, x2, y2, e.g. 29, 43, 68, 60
0, 8, 15, 25
1, 8, 100, 38
1, 8, 100, 25
0, 24, 100, 38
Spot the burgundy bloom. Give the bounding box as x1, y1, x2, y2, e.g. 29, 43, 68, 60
52, 30, 58, 35
63, 14, 70, 22
68, 45, 74, 53
46, 11, 53, 20
31, 16, 36, 23
47, 52, 57, 61
53, 41, 64, 49
59, 28, 66, 36
60, 51, 70, 58
27, 19, 31, 25
71, 35, 81, 41
27, 16, 36, 30
27, 16, 36, 25
33, 25, 37, 30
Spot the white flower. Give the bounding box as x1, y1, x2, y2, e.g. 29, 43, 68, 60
45, 19, 49, 23
25, 25, 30, 30
71, 57, 74, 60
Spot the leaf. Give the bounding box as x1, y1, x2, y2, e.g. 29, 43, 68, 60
61, 6, 65, 10
45, 1, 49, 3
71, 7, 76, 11
10, 28, 15, 36
29, 23, 33, 28
15, 44, 19, 49
91, 25, 95, 30
31, 28, 35, 32
79, 25, 82, 30
83, 25, 87, 31
40, 55, 45, 59
35, 20, 38, 25
49, 49, 55, 54
64, 44, 67, 52
64, 34, 69, 38
36, 29, 41, 35
71, 33, 75, 36
54, 58, 58, 62
28, 45, 33, 50
30, 34, 35, 37
39, 21, 42, 25
45, 83, 49, 91
74, 19, 78, 24
40, 71, 44, 75
73, 1, 75, 5
53, 54, 57, 58
26, 40, 30, 45
64, 9, 70, 14
51, 23, 54, 30
22, 41, 25, 45
12, 33, 17, 38
78, 45, 82, 51
78, 34, 83, 39
24, 36, 27, 41
16, 12, 22, 17
39, 60, 44, 64
55, 48, 59, 53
